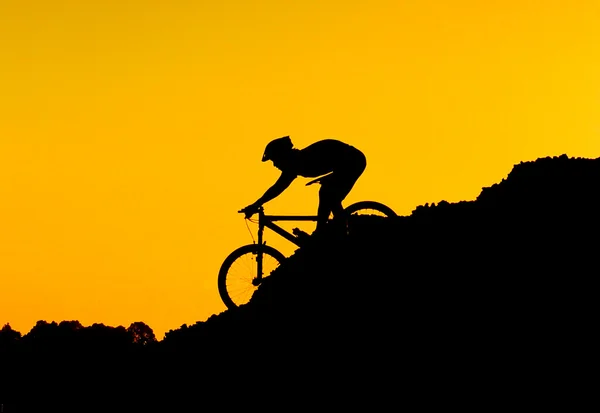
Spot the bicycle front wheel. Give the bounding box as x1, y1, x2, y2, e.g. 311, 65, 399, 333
218, 244, 286, 310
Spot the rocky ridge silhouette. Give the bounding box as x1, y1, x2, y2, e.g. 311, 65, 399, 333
2, 154, 597, 409
164, 154, 598, 345
158, 153, 598, 402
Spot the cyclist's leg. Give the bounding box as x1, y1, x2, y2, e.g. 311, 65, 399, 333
329, 155, 367, 235
317, 185, 334, 232
316, 153, 366, 234
331, 152, 367, 220
318, 177, 351, 236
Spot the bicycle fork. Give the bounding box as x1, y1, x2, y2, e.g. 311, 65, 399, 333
252, 214, 266, 286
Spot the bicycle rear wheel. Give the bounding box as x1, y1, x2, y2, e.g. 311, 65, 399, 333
344, 201, 396, 235
344, 201, 397, 217
218, 244, 286, 309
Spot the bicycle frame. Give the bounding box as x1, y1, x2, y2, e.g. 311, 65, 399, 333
246, 206, 316, 286
254, 206, 316, 248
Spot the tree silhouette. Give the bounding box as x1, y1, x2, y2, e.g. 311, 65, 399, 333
0, 323, 21, 349
80, 322, 132, 351
58, 320, 83, 331
127, 321, 157, 346
22, 320, 60, 350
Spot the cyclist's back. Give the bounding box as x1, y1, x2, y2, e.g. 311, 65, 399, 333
290, 139, 366, 179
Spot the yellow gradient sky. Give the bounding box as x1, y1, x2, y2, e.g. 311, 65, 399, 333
1, 1, 599, 339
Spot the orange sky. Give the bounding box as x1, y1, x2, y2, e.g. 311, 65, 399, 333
1, 0, 599, 339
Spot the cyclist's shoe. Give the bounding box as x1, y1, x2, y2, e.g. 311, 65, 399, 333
292, 228, 311, 244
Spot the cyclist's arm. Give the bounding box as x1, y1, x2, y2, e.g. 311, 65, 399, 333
255, 172, 296, 206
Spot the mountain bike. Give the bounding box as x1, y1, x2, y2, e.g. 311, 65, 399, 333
218, 200, 396, 309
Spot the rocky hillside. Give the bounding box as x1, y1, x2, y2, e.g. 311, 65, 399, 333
165, 154, 599, 346
2, 154, 597, 410
159, 154, 598, 399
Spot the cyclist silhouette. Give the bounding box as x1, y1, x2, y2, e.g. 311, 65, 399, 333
241, 136, 367, 236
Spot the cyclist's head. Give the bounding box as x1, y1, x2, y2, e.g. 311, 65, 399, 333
262, 136, 294, 162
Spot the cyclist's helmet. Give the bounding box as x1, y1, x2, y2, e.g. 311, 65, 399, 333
262, 136, 293, 162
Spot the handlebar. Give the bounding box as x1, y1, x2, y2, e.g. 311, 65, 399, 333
238, 205, 264, 217
238, 206, 264, 213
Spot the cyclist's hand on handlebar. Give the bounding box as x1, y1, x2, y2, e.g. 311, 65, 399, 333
239, 203, 260, 218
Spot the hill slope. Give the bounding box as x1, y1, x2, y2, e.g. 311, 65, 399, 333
2, 154, 597, 409
156, 154, 598, 398
166, 153, 599, 344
